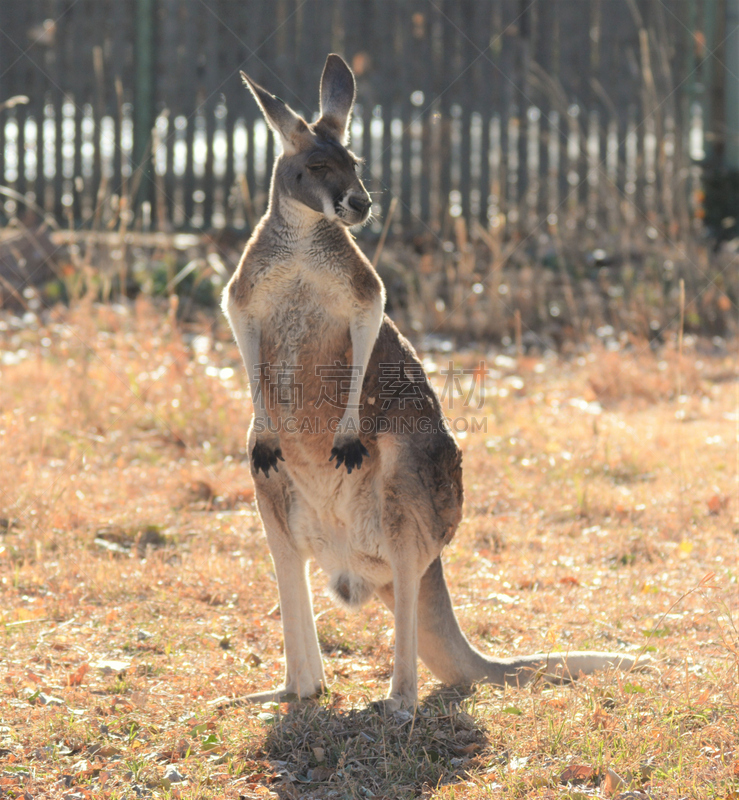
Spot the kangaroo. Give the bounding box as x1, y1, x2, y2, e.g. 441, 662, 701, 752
222, 54, 641, 712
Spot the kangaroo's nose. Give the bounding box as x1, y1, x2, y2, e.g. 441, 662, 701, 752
348, 195, 372, 214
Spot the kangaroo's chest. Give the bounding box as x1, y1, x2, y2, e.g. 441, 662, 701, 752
249, 259, 355, 410
252, 260, 352, 349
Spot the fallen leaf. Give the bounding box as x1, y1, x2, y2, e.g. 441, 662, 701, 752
68, 663, 90, 687
31, 692, 64, 706
560, 764, 595, 784
592, 705, 613, 728
707, 494, 728, 515
187, 480, 214, 503
309, 766, 334, 781
718, 294, 732, 311
696, 689, 711, 705
162, 765, 186, 785
639, 759, 656, 780
453, 742, 481, 756
130, 691, 148, 707
94, 659, 130, 675
89, 744, 121, 759
454, 711, 476, 729
603, 768, 627, 795
110, 696, 133, 712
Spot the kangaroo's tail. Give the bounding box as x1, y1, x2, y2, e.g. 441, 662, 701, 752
379, 557, 645, 688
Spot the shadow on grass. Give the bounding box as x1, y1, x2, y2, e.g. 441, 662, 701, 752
260, 686, 497, 799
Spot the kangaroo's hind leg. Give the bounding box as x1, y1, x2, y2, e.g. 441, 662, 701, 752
245, 466, 325, 702
372, 498, 426, 711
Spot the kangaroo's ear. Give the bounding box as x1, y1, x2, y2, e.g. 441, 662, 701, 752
317, 54, 355, 142
240, 71, 311, 154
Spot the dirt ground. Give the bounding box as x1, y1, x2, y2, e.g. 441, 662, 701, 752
1, 299, 737, 798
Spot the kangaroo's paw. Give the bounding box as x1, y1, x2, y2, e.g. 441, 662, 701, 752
251, 439, 284, 478
371, 691, 417, 715
371, 697, 404, 714
211, 683, 323, 710
329, 435, 369, 474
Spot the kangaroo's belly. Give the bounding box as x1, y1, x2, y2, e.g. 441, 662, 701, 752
287, 472, 394, 606
254, 274, 359, 471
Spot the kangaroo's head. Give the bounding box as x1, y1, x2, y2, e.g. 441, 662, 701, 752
241, 54, 371, 228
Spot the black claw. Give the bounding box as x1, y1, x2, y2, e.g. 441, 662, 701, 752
329, 438, 369, 474
252, 441, 282, 478
330, 447, 344, 470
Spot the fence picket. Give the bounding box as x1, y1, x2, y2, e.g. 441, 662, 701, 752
0, 0, 707, 241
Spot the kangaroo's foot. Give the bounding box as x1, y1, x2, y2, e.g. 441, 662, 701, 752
212, 681, 325, 710
371, 689, 417, 715
372, 698, 402, 714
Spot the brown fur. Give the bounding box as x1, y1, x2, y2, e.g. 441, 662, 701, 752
221, 54, 644, 712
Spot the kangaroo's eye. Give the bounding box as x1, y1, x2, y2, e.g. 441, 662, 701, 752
307, 163, 328, 172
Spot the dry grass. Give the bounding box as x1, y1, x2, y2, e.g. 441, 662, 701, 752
1, 299, 738, 799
